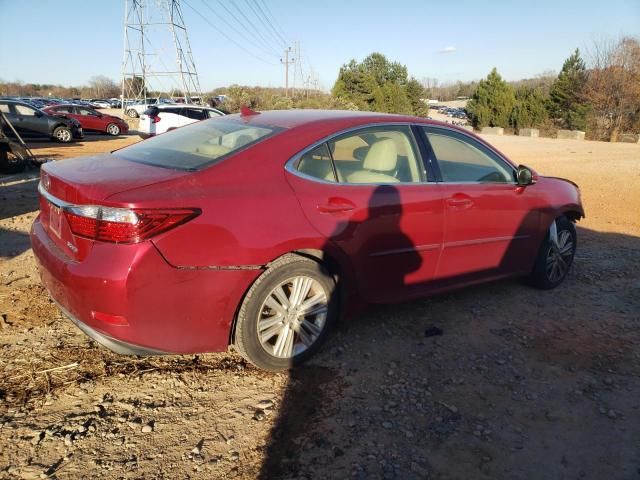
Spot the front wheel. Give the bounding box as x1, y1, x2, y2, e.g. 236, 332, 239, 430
52, 126, 72, 143
530, 216, 577, 289
234, 255, 337, 371
106, 123, 121, 136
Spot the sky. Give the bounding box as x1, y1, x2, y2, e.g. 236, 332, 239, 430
1, 0, 639, 93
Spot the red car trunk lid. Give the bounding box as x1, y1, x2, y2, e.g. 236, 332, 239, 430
38, 154, 190, 260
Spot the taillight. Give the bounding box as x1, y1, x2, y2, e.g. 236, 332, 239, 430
63, 206, 200, 243
151, 115, 161, 124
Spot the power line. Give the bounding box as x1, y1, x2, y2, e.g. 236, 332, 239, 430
245, 0, 286, 50
182, 0, 278, 66
227, 0, 282, 54
257, 0, 289, 46
202, 0, 280, 58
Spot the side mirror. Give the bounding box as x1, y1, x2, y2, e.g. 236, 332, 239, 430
516, 165, 535, 186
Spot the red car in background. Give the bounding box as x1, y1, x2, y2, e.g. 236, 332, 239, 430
31, 110, 583, 371
43, 104, 129, 136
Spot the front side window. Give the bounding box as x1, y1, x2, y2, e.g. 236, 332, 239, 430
0, 103, 10, 114
327, 126, 423, 184
423, 129, 513, 183
116, 118, 280, 170
78, 107, 97, 116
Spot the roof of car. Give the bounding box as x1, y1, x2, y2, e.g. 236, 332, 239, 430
225, 109, 441, 129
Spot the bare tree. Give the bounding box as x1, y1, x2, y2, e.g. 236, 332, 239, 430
585, 36, 640, 141
88, 75, 120, 99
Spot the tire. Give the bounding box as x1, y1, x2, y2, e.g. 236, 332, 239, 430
106, 123, 121, 136
530, 216, 577, 289
126, 109, 138, 118
234, 254, 338, 371
52, 126, 72, 143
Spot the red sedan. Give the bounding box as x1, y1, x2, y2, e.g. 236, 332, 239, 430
31, 110, 583, 370
43, 104, 129, 136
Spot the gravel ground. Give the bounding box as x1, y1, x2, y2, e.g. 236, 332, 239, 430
0, 132, 639, 479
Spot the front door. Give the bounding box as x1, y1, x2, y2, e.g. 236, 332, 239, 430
420, 127, 541, 282
286, 125, 444, 303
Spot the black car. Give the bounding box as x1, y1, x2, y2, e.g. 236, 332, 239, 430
0, 100, 83, 143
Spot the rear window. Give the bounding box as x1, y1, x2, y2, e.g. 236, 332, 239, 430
117, 117, 281, 170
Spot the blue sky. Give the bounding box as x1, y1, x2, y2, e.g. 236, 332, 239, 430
1, 0, 638, 92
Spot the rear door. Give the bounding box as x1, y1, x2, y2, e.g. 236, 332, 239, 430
76, 107, 103, 131
420, 126, 541, 281
285, 124, 444, 303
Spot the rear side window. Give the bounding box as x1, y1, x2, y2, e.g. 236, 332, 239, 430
116, 118, 281, 170
183, 108, 205, 120
0, 104, 10, 114
297, 144, 336, 182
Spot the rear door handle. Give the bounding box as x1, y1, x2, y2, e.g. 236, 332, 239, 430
446, 195, 473, 209
317, 197, 356, 214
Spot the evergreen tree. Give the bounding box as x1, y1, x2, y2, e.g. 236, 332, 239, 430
406, 78, 429, 117
332, 53, 417, 114
466, 68, 516, 128
510, 87, 548, 131
548, 49, 589, 131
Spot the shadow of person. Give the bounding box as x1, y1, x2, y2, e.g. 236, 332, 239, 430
259, 184, 421, 479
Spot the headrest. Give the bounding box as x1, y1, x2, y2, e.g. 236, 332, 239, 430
363, 138, 397, 172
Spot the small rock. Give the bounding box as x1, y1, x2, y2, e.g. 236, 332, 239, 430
141, 424, 154, 433
255, 399, 274, 410
382, 421, 393, 429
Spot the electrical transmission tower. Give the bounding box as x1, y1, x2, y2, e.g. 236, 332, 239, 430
121, 0, 202, 108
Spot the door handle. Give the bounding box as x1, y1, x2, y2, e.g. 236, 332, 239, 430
317, 197, 356, 214
446, 195, 473, 209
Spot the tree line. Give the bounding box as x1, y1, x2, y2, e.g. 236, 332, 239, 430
466, 37, 640, 141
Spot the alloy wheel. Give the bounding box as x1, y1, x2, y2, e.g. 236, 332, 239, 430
546, 229, 573, 282
107, 124, 120, 135
257, 276, 328, 359
56, 129, 71, 142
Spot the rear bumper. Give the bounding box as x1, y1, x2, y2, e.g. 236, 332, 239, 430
57, 301, 167, 355
30, 217, 261, 354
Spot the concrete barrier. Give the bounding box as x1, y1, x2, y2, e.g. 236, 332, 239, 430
481, 127, 504, 135
557, 129, 585, 140
618, 133, 640, 144
519, 128, 539, 137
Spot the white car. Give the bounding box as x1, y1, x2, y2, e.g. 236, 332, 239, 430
90, 100, 113, 109
138, 105, 224, 138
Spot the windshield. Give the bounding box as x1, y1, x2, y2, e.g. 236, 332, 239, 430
116, 117, 281, 170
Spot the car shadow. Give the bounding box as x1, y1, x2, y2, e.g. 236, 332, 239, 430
0, 173, 40, 257
258, 186, 640, 479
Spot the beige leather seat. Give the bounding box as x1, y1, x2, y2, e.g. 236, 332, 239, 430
346, 138, 399, 184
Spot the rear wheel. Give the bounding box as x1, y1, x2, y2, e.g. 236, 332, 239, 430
126, 109, 138, 118
530, 216, 577, 289
234, 255, 337, 371
52, 126, 72, 143
106, 123, 121, 136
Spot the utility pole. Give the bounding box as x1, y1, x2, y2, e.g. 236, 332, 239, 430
280, 47, 294, 97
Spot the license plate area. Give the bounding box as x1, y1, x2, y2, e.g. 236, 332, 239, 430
49, 203, 62, 238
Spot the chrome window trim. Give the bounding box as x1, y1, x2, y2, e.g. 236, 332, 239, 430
285, 121, 521, 187
284, 122, 428, 186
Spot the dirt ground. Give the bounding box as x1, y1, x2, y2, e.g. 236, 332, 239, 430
0, 131, 639, 480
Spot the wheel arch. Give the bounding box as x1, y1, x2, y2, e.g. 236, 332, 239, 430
227, 248, 355, 347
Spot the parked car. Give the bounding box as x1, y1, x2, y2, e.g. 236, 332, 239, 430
138, 105, 224, 138
0, 99, 83, 142
89, 100, 112, 109
124, 98, 173, 118
31, 110, 583, 371
43, 104, 129, 136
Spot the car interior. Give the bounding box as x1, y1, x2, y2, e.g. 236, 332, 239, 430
297, 128, 422, 184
